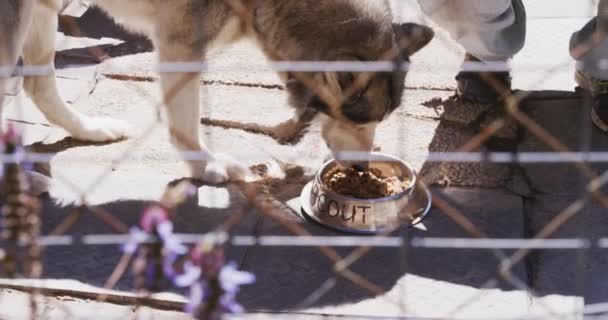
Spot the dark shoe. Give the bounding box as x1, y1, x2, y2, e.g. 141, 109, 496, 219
455, 53, 512, 104
576, 70, 608, 132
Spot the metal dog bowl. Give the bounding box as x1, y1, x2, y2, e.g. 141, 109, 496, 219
300, 153, 431, 234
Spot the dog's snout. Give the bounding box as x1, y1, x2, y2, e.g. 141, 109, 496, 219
321, 117, 377, 167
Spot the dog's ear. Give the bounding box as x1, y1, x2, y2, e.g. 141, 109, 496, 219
393, 23, 434, 56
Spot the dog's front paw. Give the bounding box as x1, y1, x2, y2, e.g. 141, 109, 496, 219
199, 154, 252, 184
71, 117, 132, 142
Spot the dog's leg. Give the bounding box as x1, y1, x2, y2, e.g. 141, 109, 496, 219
0, 1, 51, 195
155, 41, 251, 184
20, 2, 130, 142
0, 0, 35, 132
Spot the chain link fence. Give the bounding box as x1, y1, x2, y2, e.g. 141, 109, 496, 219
1, 0, 607, 319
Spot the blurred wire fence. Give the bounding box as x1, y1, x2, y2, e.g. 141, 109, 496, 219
1, 0, 607, 319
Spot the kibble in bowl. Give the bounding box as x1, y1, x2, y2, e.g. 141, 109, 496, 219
323, 167, 412, 199
306, 153, 418, 233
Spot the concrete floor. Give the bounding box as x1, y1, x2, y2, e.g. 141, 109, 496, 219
1, 1, 608, 319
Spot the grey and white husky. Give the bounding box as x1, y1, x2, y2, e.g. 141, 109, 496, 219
0, 0, 433, 183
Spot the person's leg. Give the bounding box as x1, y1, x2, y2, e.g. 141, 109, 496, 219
418, 0, 526, 103
419, 0, 525, 61
570, 0, 608, 132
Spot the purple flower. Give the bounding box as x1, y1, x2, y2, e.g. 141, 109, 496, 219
157, 220, 187, 279
176, 241, 255, 318
219, 262, 256, 295
122, 227, 148, 254
157, 221, 187, 255
217, 262, 255, 312
175, 261, 202, 288
184, 281, 205, 315
0, 124, 32, 176
123, 204, 187, 286
140, 206, 168, 233
124, 205, 186, 256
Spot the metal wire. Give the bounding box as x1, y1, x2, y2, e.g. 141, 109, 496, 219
0, 0, 606, 319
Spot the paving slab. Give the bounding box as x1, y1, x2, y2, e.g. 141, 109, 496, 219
238, 187, 529, 316
0, 288, 189, 320
37, 185, 256, 290
516, 92, 608, 306
4, 71, 100, 139
418, 119, 513, 188
523, 195, 608, 305
95, 43, 284, 90
0, 284, 580, 320
306, 275, 580, 319
5, 76, 477, 202
517, 91, 608, 196
5, 77, 450, 204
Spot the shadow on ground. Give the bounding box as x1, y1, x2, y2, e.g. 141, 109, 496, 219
56, 7, 153, 67
414, 89, 608, 304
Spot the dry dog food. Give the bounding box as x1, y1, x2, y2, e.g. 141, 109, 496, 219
323, 167, 411, 199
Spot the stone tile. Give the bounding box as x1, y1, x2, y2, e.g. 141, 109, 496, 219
408, 188, 527, 289
518, 91, 608, 196
3, 75, 97, 129
395, 89, 450, 121
523, 195, 608, 305
512, 18, 586, 92
418, 119, 512, 188
0, 288, 189, 320
517, 92, 608, 305
525, 1, 596, 18
56, 76, 96, 104
307, 274, 580, 319
95, 42, 284, 89
238, 187, 527, 314
31, 78, 446, 205
38, 185, 256, 290
41, 78, 325, 184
